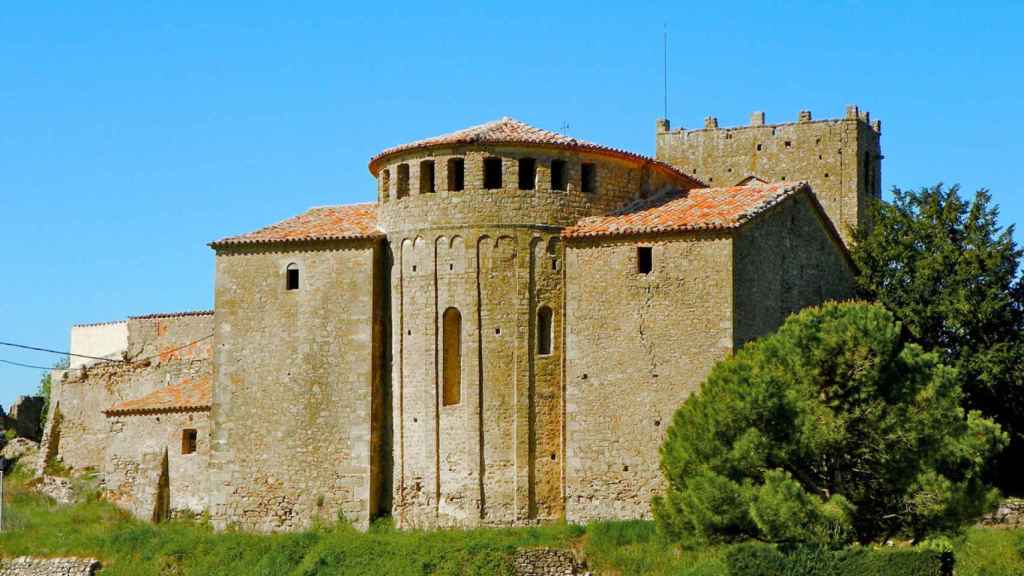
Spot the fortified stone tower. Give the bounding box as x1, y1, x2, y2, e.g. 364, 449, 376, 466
655, 106, 882, 245
369, 117, 700, 528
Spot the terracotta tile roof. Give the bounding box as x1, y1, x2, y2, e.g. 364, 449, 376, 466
368, 117, 703, 187
130, 310, 213, 320
210, 203, 382, 248
563, 182, 807, 239
105, 375, 212, 415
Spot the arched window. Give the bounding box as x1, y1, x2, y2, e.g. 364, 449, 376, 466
537, 305, 553, 356
442, 307, 462, 406
286, 263, 300, 291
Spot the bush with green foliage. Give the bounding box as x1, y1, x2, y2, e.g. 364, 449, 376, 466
853, 185, 1024, 490
723, 543, 950, 576
653, 302, 1006, 546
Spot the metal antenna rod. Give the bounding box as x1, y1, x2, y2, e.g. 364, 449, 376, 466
663, 23, 668, 119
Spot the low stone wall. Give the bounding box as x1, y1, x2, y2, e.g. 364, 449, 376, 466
979, 497, 1024, 528
0, 558, 100, 576
513, 548, 588, 576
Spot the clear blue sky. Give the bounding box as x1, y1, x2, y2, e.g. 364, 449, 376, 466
2, 2, 1022, 407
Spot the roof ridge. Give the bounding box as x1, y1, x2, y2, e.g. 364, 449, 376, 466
563, 181, 806, 239
367, 118, 704, 188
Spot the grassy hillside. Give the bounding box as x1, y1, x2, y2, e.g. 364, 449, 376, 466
1, 463, 1022, 575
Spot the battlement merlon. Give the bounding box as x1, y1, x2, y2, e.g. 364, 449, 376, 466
654, 106, 883, 248
655, 106, 881, 136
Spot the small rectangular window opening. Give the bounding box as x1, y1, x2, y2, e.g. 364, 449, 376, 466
483, 157, 503, 189
518, 158, 536, 190
537, 306, 553, 356
286, 265, 300, 290
637, 246, 653, 274
550, 160, 567, 191
581, 163, 596, 193
396, 163, 410, 198
420, 160, 435, 194
447, 158, 465, 191
182, 428, 198, 455
381, 169, 390, 201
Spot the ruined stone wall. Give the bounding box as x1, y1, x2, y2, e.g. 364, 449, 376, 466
378, 145, 688, 528
563, 233, 734, 523
733, 192, 857, 346
207, 239, 385, 531
655, 108, 881, 246
103, 410, 210, 520
40, 313, 213, 473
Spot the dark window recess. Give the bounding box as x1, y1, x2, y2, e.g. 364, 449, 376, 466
396, 163, 410, 198
182, 429, 198, 455
483, 157, 503, 189
286, 264, 300, 290
381, 169, 390, 201
581, 163, 596, 193
420, 160, 435, 194
550, 159, 567, 191
442, 307, 462, 406
447, 158, 465, 191
537, 306, 553, 355
518, 158, 536, 190
637, 246, 653, 274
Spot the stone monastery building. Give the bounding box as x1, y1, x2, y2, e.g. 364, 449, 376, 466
41, 106, 881, 531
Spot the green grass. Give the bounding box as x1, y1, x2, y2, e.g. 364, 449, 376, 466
1, 461, 1023, 575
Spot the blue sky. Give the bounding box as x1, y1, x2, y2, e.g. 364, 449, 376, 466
1, 2, 1022, 407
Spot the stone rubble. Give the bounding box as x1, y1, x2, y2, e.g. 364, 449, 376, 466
0, 557, 100, 576
513, 548, 589, 576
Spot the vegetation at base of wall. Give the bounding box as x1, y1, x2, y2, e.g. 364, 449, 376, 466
723, 542, 950, 576
1, 464, 1023, 576
36, 358, 68, 431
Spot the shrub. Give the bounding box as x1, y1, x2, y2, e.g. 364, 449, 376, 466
724, 543, 950, 576
654, 302, 1007, 546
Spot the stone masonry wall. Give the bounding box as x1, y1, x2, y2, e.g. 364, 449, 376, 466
655, 108, 881, 246
733, 191, 856, 345
563, 232, 734, 523
103, 409, 210, 520
39, 313, 213, 473
379, 146, 694, 529
377, 145, 688, 235
208, 239, 385, 531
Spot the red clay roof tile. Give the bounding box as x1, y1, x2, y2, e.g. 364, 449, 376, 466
105, 375, 212, 415
368, 117, 703, 187
563, 182, 807, 239
210, 203, 382, 248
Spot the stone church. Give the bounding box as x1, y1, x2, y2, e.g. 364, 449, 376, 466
40, 106, 880, 531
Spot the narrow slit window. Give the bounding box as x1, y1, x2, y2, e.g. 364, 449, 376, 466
381, 169, 390, 201
396, 163, 410, 198
286, 263, 300, 290
442, 307, 462, 406
420, 160, 435, 194
537, 306, 553, 356
637, 246, 653, 274
483, 157, 502, 189
581, 163, 596, 193
518, 158, 536, 190
181, 429, 197, 455
447, 158, 465, 191
550, 160, 567, 191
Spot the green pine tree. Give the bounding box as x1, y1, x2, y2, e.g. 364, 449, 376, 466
653, 302, 1006, 546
